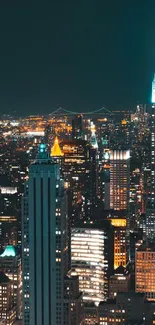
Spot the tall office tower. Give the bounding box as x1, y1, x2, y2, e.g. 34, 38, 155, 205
90, 148, 98, 212
103, 149, 110, 210
90, 121, 98, 150
98, 149, 110, 209
0, 272, 16, 325
145, 80, 155, 239
72, 115, 83, 139
136, 242, 155, 301
22, 144, 83, 325
110, 150, 130, 211
71, 221, 114, 304
108, 217, 127, 269
0, 246, 22, 320
60, 140, 92, 225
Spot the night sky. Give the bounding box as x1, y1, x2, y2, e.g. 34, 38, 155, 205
0, 1, 154, 115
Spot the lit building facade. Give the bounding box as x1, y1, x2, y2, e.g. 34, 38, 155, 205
136, 242, 155, 301
22, 144, 83, 325
110, 150, 130, 210
0, 272, 16, 325
108, 218, 127, 270
0, 216, 17, 249
0, 246, 22, 320
71, 222, 114, 304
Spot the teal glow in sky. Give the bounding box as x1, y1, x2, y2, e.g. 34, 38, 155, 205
152, 74, 155, 103
0, 245, 16, 257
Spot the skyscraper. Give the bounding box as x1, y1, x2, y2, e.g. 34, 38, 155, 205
60, 139, 92, 225
0, 272, 16, 325
72, 115, 83, 139
136, 242, 155, 301
151, 76, 155, 209
108, 217, 127, 269
110, 150, 130, 211
22, 144, 83, 325
145, 81, 155, 239
71, 221, 114, 304
0, 246, 22, 320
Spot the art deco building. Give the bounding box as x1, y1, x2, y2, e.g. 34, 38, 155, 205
0, 246, 22, 320
136, 242, 155, 301
50, 136, 64, 159
71, 221, 114, 304
108, 217, 127, 270
110, 150, 130, 211
22, 143, 83, 325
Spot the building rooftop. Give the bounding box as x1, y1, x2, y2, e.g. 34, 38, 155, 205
60, 139, 88, 146
0, 245, 16, 258
137, 241, 155, 252
114, 265, 127, 275
51, 136, 63, 157
72, 219, 112, 230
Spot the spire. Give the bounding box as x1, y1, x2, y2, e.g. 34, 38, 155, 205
37, 143, 50, 160
50, 137, 63, 157
152, 73, 155, 103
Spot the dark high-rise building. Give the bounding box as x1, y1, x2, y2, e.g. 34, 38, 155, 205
60, 140, 93, 225
72, 115, 83, 139
22, 144, 83, 325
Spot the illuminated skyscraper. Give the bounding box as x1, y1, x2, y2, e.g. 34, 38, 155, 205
145, 89, 155, 239
110, 150, 130, 211
71, 221, 114, 304
0, 272, 16, 325
136, 242, 155, 301
108, 217, 127, 269
0, 246, 22, 319
22, 144, 83, 325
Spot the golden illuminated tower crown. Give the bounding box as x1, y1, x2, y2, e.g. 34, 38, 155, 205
50, 136, 64, 157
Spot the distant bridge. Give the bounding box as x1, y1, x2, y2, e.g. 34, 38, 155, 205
49, 107, 112, 117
